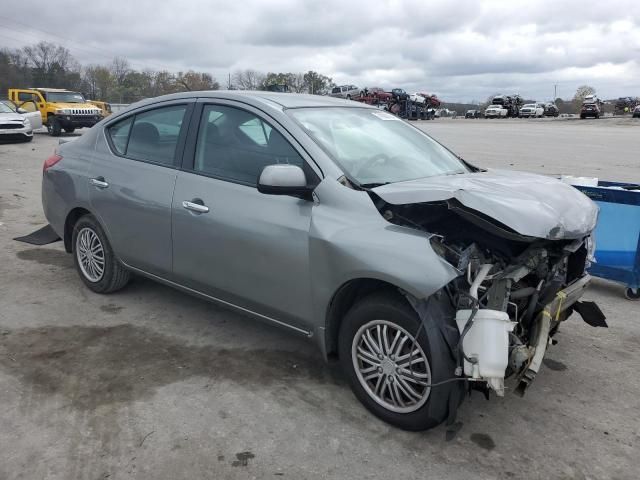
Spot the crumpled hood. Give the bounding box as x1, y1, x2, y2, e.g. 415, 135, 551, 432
372, 169, 598, 239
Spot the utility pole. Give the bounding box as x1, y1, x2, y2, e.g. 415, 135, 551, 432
554, 84, 558, 101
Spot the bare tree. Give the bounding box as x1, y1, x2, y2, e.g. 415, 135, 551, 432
175, 71, 220, 91
23, 41, 71, 71
573, 85, 596, 103
232, 69, 265, 90
110, 57, 130, 86
23, 41, 73, 86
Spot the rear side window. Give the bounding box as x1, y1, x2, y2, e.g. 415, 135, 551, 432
106, 105, 187, 166
107, 116, 133, 154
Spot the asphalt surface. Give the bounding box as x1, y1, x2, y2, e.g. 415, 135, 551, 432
1, 119, 639, 480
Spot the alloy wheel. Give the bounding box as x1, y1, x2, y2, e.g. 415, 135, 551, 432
351, 320, 431, 413
76, 227, 105, 282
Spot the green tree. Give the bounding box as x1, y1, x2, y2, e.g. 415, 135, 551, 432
303, 70, 334, 95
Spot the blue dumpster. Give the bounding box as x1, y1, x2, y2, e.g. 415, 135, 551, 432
573, 181, 640, 299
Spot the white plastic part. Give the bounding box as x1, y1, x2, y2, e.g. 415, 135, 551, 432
469, 264, 492, 300
456, 309, 515, 396
560, 175, 598, 187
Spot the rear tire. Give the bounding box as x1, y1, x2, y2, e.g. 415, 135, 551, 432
338, 291, 461, 431
64, 127, 76, 133
72, 214, 130, 294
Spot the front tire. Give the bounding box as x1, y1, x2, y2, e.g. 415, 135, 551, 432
72, 214, 130, 293
47, 117, 62, 136
338, 292, 461, 431
625, 287, 640, 300
64, 127, 76, 133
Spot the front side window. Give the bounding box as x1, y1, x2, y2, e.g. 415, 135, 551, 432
288, 107, 468, 187
106, 105, 186, 165
193, 105, 304, 186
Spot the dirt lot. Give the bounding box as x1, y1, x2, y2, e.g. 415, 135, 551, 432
1, 119, 639, 480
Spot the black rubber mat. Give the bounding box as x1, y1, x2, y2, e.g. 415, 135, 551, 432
14, 224, 61, 245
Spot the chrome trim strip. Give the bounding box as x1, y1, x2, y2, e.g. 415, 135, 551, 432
123, 263, 313, 337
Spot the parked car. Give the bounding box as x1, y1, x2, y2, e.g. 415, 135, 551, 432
418, 93, 441, 108
366, 88, 392, 101
580, 102, 601, 119
1, 99, 43, 130
329, 85, 360, 100
519, 103, 545, 118
484, 104, 508, 118
465, 109, 480, 119
633, 105, 640, 118
543, 103, 560, 117
36, 91, 602, 431
8, 87, 102, 136
391, 88, 409, 100
0, 101, 35, 142
409, 93, 427, 104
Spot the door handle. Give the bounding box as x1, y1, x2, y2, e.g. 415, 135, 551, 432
182, 200, 209, 214
90, 177, 109, 189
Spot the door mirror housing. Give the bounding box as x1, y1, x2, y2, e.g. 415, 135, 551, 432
257, 164, 313, 199
17, 107, 27, 114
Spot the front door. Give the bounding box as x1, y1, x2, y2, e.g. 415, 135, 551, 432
89, 101, 193, 276
171, 102, 319, 331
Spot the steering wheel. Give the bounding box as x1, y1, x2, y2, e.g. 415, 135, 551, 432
353, 153, 413, 178
352, 153, 391, 177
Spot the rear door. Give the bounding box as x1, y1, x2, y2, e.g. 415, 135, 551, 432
171, 100, 320, 332
89, 99, 194, 276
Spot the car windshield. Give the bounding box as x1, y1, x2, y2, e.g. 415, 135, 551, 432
45, 92, 85, 103
523, 104, 535, 108
287, 107, 469, 186
488, 105, 501, 108
0, 102, 15, 113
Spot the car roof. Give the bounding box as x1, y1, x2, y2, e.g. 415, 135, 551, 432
129, 90, 375, 110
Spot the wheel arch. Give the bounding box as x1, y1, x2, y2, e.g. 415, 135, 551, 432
323, 278, 411, 360
63, 206, 92, 252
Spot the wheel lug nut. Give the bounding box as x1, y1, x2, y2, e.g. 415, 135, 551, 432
378, 354, 383, 360
377, 367, 383, 373
389, 376, 394, 382
389, 355, 394, 360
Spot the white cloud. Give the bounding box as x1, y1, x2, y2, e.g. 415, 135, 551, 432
1, 0, 638, 101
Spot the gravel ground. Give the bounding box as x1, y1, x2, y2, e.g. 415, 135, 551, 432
0, 119, 639, 480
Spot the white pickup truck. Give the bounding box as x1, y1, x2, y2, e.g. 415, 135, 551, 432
484, 104, 508, 118
519, 103, 545, 118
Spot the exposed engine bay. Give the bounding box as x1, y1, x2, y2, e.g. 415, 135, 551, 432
370, 194, 607, 397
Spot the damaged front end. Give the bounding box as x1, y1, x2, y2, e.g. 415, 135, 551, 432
371, 193, 606, 398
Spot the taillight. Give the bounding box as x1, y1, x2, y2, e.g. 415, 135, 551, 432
43, 154, 62, 172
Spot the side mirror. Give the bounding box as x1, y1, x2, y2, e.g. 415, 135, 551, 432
17, 108, 27, 114
257, 164, 313, 199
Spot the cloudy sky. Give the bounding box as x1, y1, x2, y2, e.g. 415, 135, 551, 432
1, 0, 639, 102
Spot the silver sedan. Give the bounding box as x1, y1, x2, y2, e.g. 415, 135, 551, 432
36, 91, 602, 430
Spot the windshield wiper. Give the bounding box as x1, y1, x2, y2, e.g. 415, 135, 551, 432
360, 182, 391, 189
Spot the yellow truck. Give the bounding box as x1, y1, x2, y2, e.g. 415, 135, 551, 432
8, 88, 103, 136
88, 100, 112, 117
